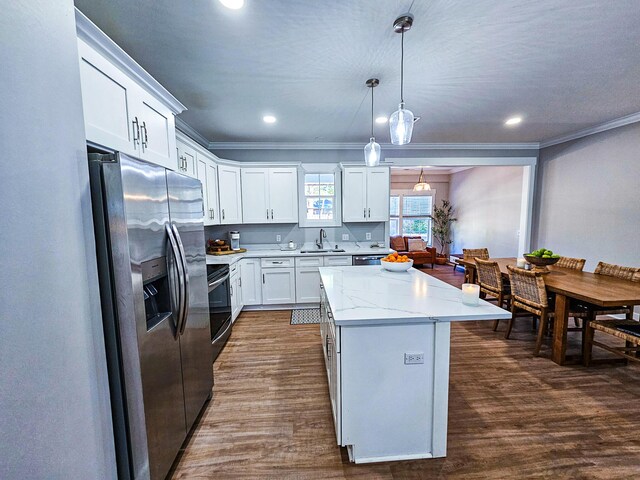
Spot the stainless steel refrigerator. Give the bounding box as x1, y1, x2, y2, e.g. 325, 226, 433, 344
89, 152, 213, 480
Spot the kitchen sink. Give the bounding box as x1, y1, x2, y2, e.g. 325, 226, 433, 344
300, 249, 346, 254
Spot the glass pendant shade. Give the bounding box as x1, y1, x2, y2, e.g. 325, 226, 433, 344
390, 102, 414, 145
413, 168, 431, 191
364, 137, 381, 167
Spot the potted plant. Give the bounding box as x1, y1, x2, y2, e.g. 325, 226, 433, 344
431, 200, 457, 265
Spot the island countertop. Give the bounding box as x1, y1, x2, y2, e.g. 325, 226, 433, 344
319, 266, 511, 326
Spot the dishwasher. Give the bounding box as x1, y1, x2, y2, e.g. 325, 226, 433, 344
352, 254, 387, 265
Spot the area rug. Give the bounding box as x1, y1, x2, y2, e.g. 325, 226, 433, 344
290, 308, 321, 325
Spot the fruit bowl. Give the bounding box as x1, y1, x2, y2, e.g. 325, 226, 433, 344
381, 259, 414, 272
524, 254, 559, 273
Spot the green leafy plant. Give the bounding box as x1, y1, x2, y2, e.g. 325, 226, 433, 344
431, 199, 457, 256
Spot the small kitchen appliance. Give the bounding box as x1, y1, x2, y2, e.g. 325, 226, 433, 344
229, 231, 240, 251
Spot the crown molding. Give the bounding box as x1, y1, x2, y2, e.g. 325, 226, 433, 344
539, 111, 640, 148
175, 118, 210, 148
75, 8, 186, 115
207, 141, 540, 151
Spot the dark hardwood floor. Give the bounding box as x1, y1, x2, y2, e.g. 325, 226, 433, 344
170, 264, 640, 479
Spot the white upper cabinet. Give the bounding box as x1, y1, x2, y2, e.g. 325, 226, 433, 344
76, 10, 184, 170
342, 167, 389, 222
77, 40, 133, 155
176, 140, 197, 178
241, 169, 270, 223
269, 168, 298, 223
342, 168, 368, 222
218, 165, 243, 224
205, 162, 220, 226
241, 167, 298, 224
366, 167, 391, 221
179, 132, 220, 225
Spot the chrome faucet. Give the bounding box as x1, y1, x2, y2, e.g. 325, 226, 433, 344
317, 228, 327, 249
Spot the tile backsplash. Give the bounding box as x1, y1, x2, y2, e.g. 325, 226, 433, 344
205, 222, 387, 246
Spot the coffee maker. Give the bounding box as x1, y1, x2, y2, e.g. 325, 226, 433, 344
229, 231, 240, 251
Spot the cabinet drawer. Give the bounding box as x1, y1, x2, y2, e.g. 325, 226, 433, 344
261, 257, 294, 268
229, 262, 239, 276
323, 256, 352, 266
295, 256, 323, 267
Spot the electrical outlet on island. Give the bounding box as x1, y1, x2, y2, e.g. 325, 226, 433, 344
276, 234, 281, 242
365, 232, 372, 240
342, 234, 349, 241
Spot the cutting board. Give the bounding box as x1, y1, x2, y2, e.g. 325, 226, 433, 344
208, 248, 247, 256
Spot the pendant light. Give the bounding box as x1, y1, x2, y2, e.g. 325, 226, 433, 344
364, 78, 381, 167
413, 168, 431, 191
389, 13, 415, 145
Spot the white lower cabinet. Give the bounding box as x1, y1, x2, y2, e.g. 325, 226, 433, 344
240, 258, 262, 305
230, 264, 243, 322
320, 285, 341, 443
262, 268, 296, 304
296, 268, 322, 303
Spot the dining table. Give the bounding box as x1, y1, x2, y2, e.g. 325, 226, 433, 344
457, 257, 640, 365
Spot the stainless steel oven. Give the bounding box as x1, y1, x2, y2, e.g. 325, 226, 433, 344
207, 264, 232, 362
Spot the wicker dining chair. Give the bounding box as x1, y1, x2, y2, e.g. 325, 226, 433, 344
462, 248, 490, 283
475, 258, 511, 330
555, 256, 586, 271
583, 262, 640, 366
506, 265, 588, 355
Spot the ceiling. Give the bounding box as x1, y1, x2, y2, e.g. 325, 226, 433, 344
74, 0, 640, 145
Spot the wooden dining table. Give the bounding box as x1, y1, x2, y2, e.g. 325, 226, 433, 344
458, 257, 640, 365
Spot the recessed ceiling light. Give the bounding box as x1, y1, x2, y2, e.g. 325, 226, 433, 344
263, 115, 277, 124
219, 0, 244, 10
505, 116, 523, 126
375, 116, 388, 124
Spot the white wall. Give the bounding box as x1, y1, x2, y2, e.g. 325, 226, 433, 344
0, 2, 116, 478
533, 123, 640, 272
449, 167, 524, 257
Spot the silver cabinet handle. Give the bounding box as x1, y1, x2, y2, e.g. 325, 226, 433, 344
239, 277, 242, 287
267, 209, 269, 220
222, 209, 225, 220
271, 209, 274, 220
272, 261, 283, 264
132, 117, 140, 147
262, 273, 265, 284
230, 285, 233, 296
368, 208, 371, 218
141, 121, 148, 149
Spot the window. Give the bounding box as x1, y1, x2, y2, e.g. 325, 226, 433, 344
298, 165, 342, 227
304, 174, 335, 220
390, 193, 433, 243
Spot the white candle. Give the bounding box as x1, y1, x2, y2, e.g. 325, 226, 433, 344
461, 283, 480, 306
516, 257, 526, 268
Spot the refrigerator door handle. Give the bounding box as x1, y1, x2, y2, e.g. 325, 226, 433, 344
166, 224, 185, 338
171, 223, 190, 335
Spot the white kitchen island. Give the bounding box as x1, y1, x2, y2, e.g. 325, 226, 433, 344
318, 266, 511, 464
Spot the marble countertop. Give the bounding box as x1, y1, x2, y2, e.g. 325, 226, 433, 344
319, 266, 512, 326
206, 244, 393, 265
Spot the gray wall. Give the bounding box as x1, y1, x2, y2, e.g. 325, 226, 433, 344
0, 2, 116, 478
449, 167, 524, 257
206, 222, 386, 247
532, 123, 640, 272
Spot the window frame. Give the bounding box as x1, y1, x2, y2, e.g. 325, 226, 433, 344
390, 189, 435, 245
297, 164, 342, 227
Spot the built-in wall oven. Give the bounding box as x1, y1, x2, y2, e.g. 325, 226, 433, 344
207, 264, 232, 362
